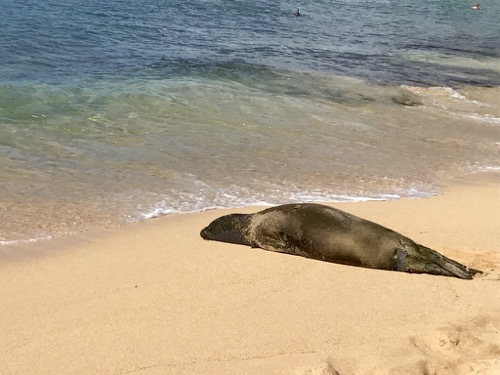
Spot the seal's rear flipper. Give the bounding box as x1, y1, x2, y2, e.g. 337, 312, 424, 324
396, 245, 481, 279
467, 268, 483, 276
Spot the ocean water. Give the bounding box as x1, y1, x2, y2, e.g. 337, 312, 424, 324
1, 0, 499, 243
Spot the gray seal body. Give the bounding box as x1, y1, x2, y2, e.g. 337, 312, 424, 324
200, 203, 480, 279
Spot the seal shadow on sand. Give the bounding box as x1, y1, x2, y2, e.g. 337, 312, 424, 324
201, 203, 482, 279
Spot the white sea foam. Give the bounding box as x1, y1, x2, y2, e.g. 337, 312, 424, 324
136, 185, 436, 222
474, 165, 500, 172
0, 235, 54, 246
465, 113, 500, 125
442, 87, 466, 100
401, 85, 476, 103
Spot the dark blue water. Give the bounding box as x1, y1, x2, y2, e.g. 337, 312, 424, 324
2, 0, 499, 85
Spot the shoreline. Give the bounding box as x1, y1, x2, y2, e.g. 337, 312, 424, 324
1, 171, 499, 374
2, 167, 497, 248
1, 81, 499, 245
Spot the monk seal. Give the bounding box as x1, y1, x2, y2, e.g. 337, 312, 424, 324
200, 203, 481, 279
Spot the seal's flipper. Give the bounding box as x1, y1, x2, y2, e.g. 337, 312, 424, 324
401, 244, 479, 279
255, 230, 308, 257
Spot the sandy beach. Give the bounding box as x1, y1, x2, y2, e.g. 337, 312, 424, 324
1, 172, 499, 375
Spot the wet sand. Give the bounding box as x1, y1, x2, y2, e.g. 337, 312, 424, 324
1, 172, 499, 375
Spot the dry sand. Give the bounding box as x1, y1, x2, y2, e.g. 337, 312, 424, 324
1, 172, 499, 375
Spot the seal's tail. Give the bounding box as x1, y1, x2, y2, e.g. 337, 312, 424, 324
396, 244, 482, 279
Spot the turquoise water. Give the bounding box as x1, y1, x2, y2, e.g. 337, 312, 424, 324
1, 0, 499, 242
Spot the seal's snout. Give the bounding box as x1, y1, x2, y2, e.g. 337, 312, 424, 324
200, 227, 209, 240
200, 214, 252, 246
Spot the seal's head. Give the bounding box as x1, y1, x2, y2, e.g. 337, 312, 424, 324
200, 213, 252, 246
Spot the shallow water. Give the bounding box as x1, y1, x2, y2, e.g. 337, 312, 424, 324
1, 0, 499, 242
